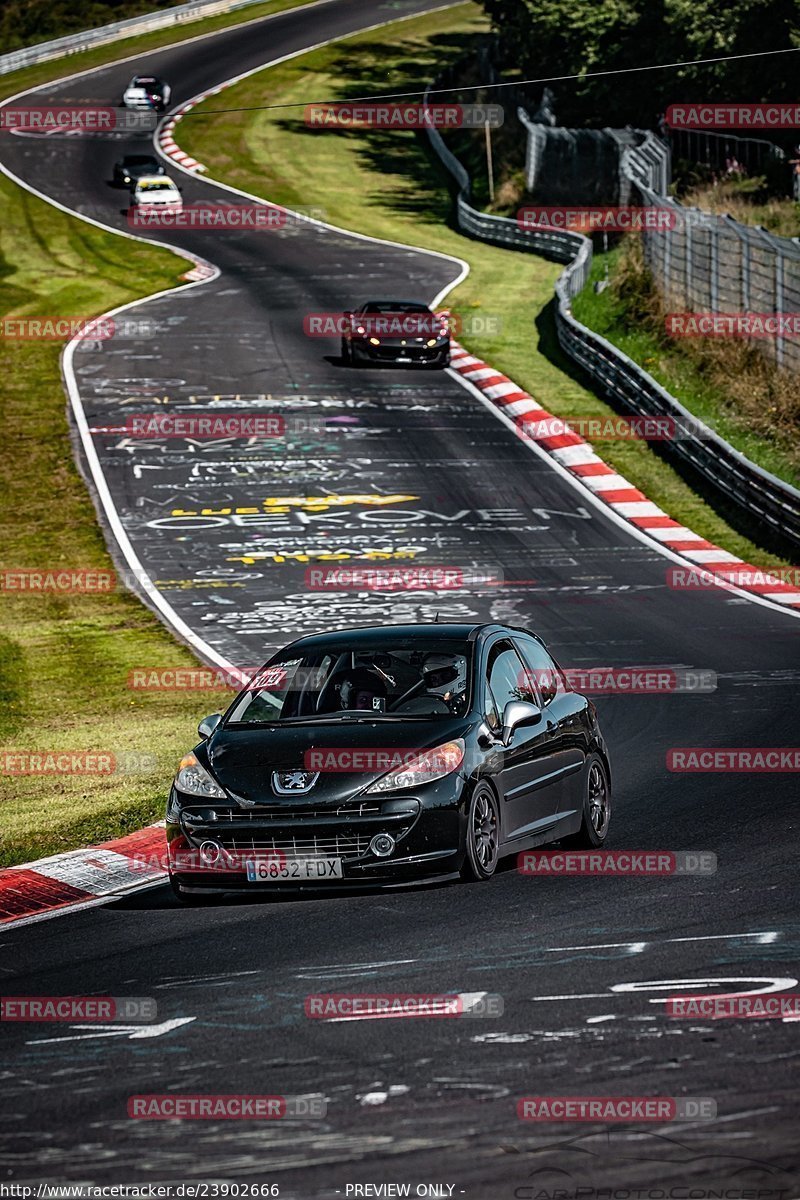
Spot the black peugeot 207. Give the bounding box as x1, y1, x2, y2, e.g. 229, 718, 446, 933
166, 623, 611, 903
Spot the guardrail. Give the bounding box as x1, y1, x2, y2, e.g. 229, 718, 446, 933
424, 92, 800, 552
0, 0, 267, 76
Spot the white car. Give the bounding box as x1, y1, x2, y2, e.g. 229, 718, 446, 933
122, 75, 171, 111
132, 176, 183, 214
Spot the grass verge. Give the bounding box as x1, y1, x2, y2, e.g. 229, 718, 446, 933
679, 179, 800, 239
178, 1, 795, 568
0, 174, 233, 868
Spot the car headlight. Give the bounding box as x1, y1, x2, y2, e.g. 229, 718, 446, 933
369, 337, 380, 345
366, 739, 465, 793
174, 752, 226, 798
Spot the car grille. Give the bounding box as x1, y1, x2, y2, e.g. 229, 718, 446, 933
202, 802, 383, 821
211, 833, 372, 859
179, 800, 416, 861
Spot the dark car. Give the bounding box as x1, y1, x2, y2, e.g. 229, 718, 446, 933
166, 623, 611, 903
341, 300, 450, 368
112, 155, 165, 188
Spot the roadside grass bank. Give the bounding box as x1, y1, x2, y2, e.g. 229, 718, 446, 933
678, 179, 800, 239
178, 1, 795, 568
0, 174, 232, 868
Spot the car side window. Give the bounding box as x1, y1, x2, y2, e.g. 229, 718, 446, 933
515, 638, 567, 707
484, 640, 536, 730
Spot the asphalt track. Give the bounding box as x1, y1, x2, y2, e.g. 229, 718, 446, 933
1, 0, 799, 1194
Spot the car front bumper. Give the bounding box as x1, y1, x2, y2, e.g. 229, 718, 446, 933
352, 339, 450, 365
166, 779, 464, 890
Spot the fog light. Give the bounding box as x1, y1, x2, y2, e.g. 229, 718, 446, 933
199, 840, 221, 864
370, 833, 395, 858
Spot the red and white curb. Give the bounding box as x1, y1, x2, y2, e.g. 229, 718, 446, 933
450, 342, 800, 609
0, 823, 166, 926
158, 83, 233, 173
180, 260, 216, 281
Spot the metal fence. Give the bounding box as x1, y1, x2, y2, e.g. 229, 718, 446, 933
669, 128, 785, 175
623, 134, 800, 372
518, 109, 648, 204
425, 92, 800, 551
0, 0, 267, 76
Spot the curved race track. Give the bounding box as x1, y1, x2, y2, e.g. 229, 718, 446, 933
1, 1, 799, 1193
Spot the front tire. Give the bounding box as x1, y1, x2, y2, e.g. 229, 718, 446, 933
563, 753, 611, 847
460, 784, 501, 881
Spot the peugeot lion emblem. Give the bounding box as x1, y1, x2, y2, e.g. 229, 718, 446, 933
272, 769, 319, 796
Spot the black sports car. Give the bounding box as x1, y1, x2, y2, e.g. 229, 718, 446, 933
341, 300, 450, 368
112, 155, 165, 188
166, 622, 611, 902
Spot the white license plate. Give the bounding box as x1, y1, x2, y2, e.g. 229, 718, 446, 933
245, 857, 343, 882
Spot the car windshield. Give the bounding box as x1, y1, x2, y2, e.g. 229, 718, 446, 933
138, 181, 174, 192
227, 639, 472, 724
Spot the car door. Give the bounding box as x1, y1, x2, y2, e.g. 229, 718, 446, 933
513, 634, 588, 822
482, 638, 564, 842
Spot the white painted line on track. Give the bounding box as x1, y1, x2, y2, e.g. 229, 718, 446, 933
545, 931, 781, 952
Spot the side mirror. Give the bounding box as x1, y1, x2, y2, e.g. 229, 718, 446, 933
500, 700, 541, 746
198, 712, 222, 740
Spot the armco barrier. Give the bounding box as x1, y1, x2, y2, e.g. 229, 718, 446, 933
424, 89, 800, 552
0, 0, 267, 76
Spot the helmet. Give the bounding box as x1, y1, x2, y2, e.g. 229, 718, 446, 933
423, 653, 467, 697
338, 667, 387, 712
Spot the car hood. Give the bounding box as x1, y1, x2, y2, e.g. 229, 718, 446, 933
202, 716, 470, 806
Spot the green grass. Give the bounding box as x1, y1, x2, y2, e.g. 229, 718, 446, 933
680, 179, 800, 239
179, 2, 795, 569
0, 174, 241, 868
